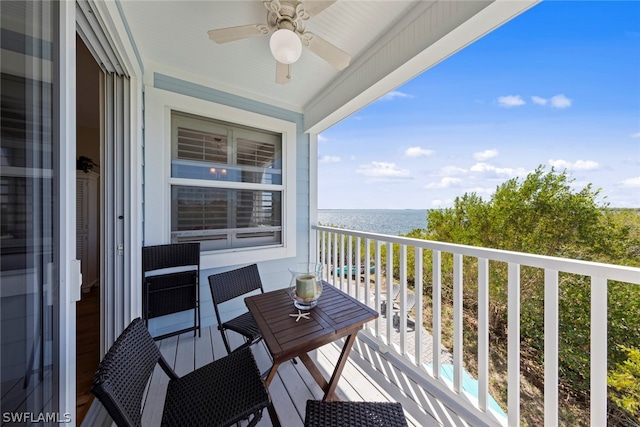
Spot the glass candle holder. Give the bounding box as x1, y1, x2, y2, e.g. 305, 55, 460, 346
289, 263, 323, 310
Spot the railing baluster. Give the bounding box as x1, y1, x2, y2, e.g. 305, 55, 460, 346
453, 253, 463, 393
386, 241, 393, 347
544, 269, 559, 427
332, 232, 338, 284
365, 238, 371, 307
400, 244, 407, 355
415, 247, 423, 367
374, 240, 382, 337
508, 263, 521, 427
478, 258, 489, 412
320, 231, 326, 281
355, 237, 361, 301
433, 250, 442, 379
591, 276, 608, 427
339, 234, 345, 291
347, 234, 353, 295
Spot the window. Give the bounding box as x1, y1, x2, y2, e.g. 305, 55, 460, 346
170, 112, 284, 251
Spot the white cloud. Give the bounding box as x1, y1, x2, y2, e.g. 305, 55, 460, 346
531, 96, 548, 106
473, 149, 499, 161
425, 177, 462, 189
380, 91, 414, 101
318, 134, 328, 143
497, 95, 526, 107
355, 161, 411, 182
470, 162, 527, 177
319, 155, 341, 163
550, 94, 572, 109
548, 159, 599, 171
404, 146, 435, 158
439, 165, 468, 176
631, 132, 640, 138
620, 176, 640, 188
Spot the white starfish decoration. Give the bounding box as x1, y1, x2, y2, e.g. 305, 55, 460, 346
289, 310, 311, 322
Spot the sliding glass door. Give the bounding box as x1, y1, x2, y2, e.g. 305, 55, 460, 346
1, 0, 61, 423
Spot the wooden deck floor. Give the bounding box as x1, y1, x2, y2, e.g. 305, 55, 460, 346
140, 325, 475, 427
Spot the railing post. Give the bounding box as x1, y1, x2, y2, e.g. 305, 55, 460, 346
591, 276, 608, 427
508, 263, 521, 427
544, 269, 559, 427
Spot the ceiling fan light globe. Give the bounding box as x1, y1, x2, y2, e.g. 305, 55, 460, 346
270, 29, 302, 64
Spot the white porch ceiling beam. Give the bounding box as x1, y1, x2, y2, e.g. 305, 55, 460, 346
303, 0, 540, 134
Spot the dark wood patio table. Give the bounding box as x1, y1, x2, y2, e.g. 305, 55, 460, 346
245, 281, 378, 427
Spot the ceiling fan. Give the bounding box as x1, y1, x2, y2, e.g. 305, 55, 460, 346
207, 0, 351, 84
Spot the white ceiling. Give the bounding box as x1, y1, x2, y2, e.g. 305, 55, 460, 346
120, 1, 420, 111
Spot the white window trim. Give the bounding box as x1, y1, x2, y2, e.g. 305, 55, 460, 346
144, 87, 296, 269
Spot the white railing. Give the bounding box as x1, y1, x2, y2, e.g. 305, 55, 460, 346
313, 225, 640, 427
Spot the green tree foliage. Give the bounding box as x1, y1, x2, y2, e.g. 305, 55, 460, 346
608, 346, 640, 420
411, 166, 640, 422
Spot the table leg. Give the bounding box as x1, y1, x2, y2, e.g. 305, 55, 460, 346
263, 362, 282, 427
266, 402, 281, 427
263, 361, 281, 386
299, 353, 329, 390
324, 333, 357, 401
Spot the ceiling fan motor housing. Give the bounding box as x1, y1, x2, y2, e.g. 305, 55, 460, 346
265, 0, 309, 34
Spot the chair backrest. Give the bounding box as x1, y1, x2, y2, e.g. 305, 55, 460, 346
92, 318, 164, 427
390, 284, 401, 301
393, 293, 417, 315
405, 293, 416, 311
142, 242, 200, 274
208, 264, 264, 306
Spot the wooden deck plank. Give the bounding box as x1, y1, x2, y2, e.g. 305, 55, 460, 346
274, 357, 317, 416
194, 327, 214, 369
141, 336, 177, 427
140, 325, 481, 427
174, 332, 195, 375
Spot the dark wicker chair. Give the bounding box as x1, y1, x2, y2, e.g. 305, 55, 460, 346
208, 264, 264, 354
142, 243, 200, 340
304, 400, 408, 427
92, 318, 272, 427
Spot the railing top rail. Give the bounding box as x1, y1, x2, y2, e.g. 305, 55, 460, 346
313, 225, 640, 284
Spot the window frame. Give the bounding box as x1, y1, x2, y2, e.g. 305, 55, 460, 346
144, 87, 297, 269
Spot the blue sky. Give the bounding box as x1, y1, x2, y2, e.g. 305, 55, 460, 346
317, 1, 640, 209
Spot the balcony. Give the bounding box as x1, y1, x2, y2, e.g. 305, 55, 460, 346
139, 226, 639, 427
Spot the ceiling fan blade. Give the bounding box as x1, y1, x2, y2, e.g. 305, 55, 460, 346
207, 24, 269, 44
303, 33, 351, 70
301, 1, 336, 17
276, 61, 292, 84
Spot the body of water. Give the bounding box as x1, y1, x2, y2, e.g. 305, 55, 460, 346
318, 209, 428, 236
